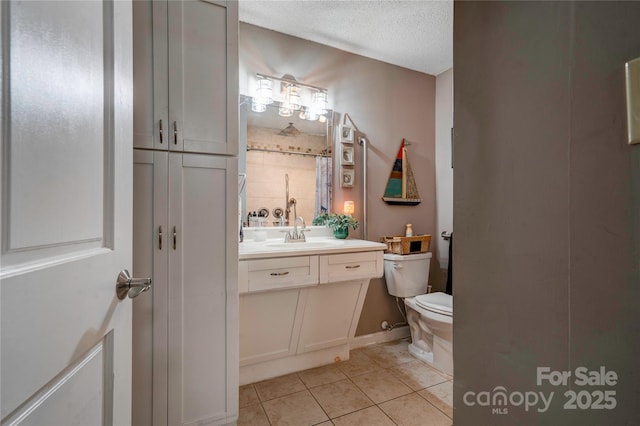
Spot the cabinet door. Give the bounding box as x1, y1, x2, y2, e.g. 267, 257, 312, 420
297, 282, 367, 354
133, 0, 169, 150
167, 153, 238, 425
168, 0, 238, 155
132, 150, 169, 425
239, 290, 307, 366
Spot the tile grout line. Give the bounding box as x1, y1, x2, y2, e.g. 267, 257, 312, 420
296, 371, 333, 425
415, 385, 453, 420
343, 374, 396, 423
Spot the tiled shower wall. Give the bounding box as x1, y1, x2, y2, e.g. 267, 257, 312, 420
245, 126, 326, 226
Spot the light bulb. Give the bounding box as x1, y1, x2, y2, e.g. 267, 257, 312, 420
311, 91, 328, 115
251, 97, 266, 112
286, 85, 301, 110
278, 103, 293, 117
256, 78, 273, 105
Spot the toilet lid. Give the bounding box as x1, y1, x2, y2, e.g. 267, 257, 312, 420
415, 292, 453, 315
383, 252, 432, 261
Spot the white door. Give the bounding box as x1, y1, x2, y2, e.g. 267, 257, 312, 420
1, 1, 134, 425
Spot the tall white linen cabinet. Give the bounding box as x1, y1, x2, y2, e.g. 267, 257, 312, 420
131, 1, 239, 425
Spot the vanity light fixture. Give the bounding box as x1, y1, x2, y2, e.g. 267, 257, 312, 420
279, 83, 300, 117
251, 97, 267, 112
253, 73, 329, 121
285, 84, 301, 110
278, 103, 293, 117
311, 91, 328, 115
252, 77, 273, 112
256, 77, 273, 105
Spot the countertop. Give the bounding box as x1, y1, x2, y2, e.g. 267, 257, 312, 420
239, 237, 387, 260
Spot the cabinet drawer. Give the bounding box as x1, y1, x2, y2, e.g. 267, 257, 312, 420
319, 251, 384, 283
241, 256, 319, 292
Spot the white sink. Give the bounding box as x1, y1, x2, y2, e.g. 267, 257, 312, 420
239, 226, 386, 259
265, 240, 345, 249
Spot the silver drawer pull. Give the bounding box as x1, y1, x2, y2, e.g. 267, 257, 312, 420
270, 271, 290, 276
345, 265, 361, 269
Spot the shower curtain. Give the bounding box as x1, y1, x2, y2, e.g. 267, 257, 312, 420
315, 156, 332, 219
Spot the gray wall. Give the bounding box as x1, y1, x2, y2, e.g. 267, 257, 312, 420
454, 1, 640, 424
239, 23, 439, 335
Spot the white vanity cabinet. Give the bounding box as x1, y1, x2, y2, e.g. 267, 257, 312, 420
238, 249, 384, 384
133, 0, 238, 155
133, 151, 238, 426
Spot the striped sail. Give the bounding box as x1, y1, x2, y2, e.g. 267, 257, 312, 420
382, 139, 421, 205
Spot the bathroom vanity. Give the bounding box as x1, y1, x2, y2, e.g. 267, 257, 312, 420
239, 227, 386, 384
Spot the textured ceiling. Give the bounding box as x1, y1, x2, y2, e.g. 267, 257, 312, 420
238, 0, 453, 76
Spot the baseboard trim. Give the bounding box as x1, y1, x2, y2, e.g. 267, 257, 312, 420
350, 326, 410, 350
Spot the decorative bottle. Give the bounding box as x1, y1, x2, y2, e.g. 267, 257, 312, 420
405, 223, 413, 237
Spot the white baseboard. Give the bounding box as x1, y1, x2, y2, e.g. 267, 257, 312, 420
350, 326, 411, 350
239, 344, 351, 386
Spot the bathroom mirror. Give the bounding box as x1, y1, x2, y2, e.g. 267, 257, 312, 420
239, 95, 334, 226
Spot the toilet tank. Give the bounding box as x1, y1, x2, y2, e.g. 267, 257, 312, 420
383, 252, 432, 297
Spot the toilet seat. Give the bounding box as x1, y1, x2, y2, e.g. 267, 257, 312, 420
415, 292, 452, 316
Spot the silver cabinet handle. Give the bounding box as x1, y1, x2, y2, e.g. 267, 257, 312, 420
270, 271, 289, 276
158, 226, 163, 250
173, 226, 177, 250
345, 265, 361, 269
173, 121, 178, 145
159, 119, 164, 144
116, 269, 151, 300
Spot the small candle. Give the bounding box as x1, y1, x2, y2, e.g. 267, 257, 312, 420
343, 201, 355, 215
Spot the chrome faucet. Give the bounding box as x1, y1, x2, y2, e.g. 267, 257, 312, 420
284, 216, 307, 243
285, 174, 298, 226
285, 174, 290, 226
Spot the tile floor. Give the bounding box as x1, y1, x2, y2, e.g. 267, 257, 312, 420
238, 338, 453, 426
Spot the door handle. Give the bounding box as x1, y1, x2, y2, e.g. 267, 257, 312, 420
116, 269, 152, 300
173, 226, 177, 250
158, 226, 163, 250
173, 121, 178, 145
159, 119, 164, 144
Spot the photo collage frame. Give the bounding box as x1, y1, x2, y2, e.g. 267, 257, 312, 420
339, 124, 354, 187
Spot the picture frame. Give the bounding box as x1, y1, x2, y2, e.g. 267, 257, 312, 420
341, 145, 354, 165
340, 125, 354, 143
341, 168, 354, 187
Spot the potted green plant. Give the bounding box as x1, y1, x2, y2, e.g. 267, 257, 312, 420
312, 212, 359, 239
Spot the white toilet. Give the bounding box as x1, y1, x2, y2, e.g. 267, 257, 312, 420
383, 252, 453, 376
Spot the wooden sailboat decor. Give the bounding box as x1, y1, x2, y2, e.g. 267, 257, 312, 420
382, 139, 421, 205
